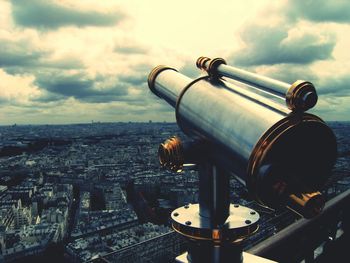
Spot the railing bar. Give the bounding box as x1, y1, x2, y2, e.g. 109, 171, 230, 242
248, 188, 350, 257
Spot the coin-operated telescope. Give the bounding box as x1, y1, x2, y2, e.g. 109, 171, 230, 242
147, 57, 337, 263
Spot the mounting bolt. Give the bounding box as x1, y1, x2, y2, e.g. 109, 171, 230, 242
250, 211, 256, 215
173, 212, 179, 217
185, 221, 192, 225
245, 220, 251, 224
234, 204, 239, 208
184, 205, 189, 209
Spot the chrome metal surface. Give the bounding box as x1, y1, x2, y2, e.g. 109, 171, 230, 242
148, 60, 338, 263
177, 78, 284, 161
198, 164, 230, 225
148, 66, 337, 212
171, 204, 259, 241
220, 77, 289, 115
212, 63, 290, 96
148, 66, 193, 107
197, 57, 318, 111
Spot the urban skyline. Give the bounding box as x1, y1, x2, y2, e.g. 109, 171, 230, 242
0, 121, 349, 262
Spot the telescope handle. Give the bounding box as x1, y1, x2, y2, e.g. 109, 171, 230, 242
196, 56, 318, 112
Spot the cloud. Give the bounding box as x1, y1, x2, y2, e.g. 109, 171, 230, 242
1, 1, 349, 124
34, 72, 131, 103
288, 0, 350, 23
118, 74, 147, 86
0, 69, 40, 106
255, 64, 317, 85
0, 97, 9, 105
114, 45, 148, 55
0, 32, 83, 72
11, 0, 125, 29
0, 38, 43, 67
225, 1, 349, 121
231, 24, 336, 66
317, 75, 350, 97
179, 62, 201, 78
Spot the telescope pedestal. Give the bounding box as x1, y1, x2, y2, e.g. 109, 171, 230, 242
170, 164, 260, 263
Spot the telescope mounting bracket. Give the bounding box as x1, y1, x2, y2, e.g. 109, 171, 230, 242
159, 137, 274, 263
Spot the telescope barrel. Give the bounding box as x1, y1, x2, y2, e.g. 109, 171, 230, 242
149, 66, 284, 161
196, 57, 318, 112
148, 62, 337, 218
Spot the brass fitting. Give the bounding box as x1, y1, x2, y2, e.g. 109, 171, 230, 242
196, 56, 211, 70
287, 191, 324, 218
148, 65, 177, 95
196, 56, 226, 77
286, 80, 318, 112
158, 136, 184, 172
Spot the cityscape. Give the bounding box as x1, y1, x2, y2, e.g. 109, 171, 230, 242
0, 121, 349, 262
1, 0, 350, 262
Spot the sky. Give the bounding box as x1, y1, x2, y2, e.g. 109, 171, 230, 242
0, 0, 349, 124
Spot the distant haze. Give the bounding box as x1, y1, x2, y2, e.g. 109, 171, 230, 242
0, 0, 350, 124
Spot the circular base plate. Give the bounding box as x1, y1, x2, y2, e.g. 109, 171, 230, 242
171, 203, 259, 242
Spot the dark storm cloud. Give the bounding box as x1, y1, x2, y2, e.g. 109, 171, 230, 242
0, 41, 43, 67
0, 36, 83, 73
0, 97, 9, 105
11, 0, 125, 29
288, 0, 350, 23
0, 34, 151, 105
318, 75, 350, 97
35, 73, 94, 97
45, 57, 83, 69
115, 63, 153, 87
118, 74, 146, 86
34, 72, 131, 103
231, 25, 336, 66
33, 92, 66, 103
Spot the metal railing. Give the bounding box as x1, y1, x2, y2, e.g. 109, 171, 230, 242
248, 188, 350, 263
